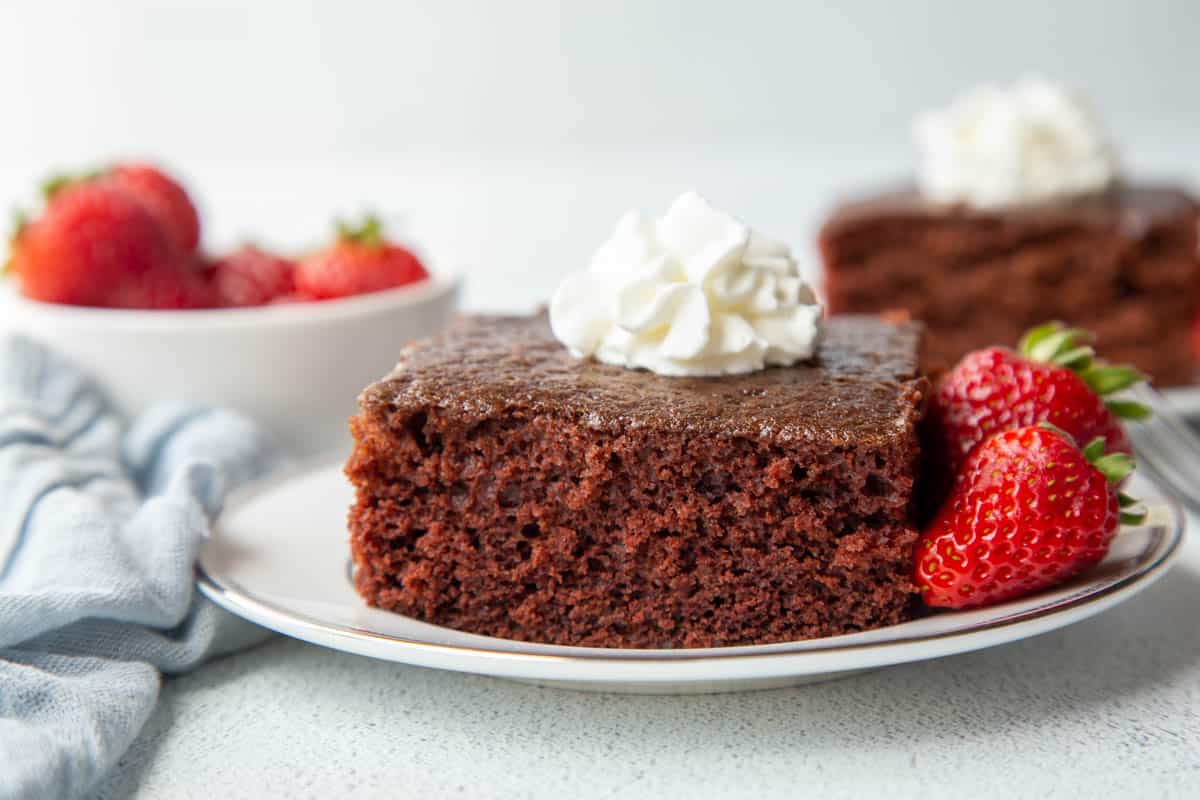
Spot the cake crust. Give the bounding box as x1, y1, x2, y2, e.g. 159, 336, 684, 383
348, 314, 927, 648
362, 313, 924, 447
821, 183, 1197, 234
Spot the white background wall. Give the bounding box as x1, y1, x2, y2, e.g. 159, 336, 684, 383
1, 0, 1196, 309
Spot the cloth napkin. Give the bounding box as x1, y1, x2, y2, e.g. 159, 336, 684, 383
0, 335, 281, 800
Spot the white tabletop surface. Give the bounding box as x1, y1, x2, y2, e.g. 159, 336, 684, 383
3, 151, 1192, 799
97, 522, 1199, 799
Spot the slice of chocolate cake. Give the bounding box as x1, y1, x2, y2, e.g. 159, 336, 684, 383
822, 77, 1200, 386
346, 313, 927, 649
819, 184, 1200, 385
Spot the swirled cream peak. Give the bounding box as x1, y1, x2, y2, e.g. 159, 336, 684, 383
549, 192, 822, 376
915, 77, 1118, 208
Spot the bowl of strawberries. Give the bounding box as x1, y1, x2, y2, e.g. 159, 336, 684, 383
0, 163, 460, 456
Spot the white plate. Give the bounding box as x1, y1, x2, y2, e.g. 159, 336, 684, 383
197, 462, 1185, 694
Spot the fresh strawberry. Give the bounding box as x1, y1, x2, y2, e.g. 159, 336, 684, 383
9, 180, 182, 308
127, 265, 216, 310
295, 215, 428, 300
105, 164, 201, 253
212, 245, 297, 307
926, 322, 1149, 480
915, 424, 1145, 609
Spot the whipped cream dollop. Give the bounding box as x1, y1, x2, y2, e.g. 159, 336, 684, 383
549, 192, 823, 377
915, 77, 1118, 208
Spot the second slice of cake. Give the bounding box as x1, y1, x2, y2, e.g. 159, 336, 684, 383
347, 313, 927, 648
818, 77, 1200, 386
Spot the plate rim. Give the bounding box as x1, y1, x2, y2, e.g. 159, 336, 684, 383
196, 462, 1186, 681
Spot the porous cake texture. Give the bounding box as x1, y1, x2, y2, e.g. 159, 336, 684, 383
347, 314, 927, 648
820, 185, 1200, 385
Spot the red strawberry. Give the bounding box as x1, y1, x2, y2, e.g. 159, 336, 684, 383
128, 266, 216, 310
926, 323, 1149, 481
915, 424, 1144, 609
295, 215, 428, 301
212, 246, 297, 307
9, 181, 183, 308
105, 164, 201, 253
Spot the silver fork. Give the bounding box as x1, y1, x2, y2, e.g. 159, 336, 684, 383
1125, 383, 1200, 514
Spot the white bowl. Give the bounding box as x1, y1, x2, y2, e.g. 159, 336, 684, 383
0, 275, 460, 457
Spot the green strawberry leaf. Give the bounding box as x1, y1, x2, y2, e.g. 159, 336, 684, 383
1104, 400, 1152, 421
10, 208, 28, 236
3, 208, 28, 276
1081, 365, 1146, 396
1017, 322, 1152, 417
1082, 436, 1107, 462
1028, 327, 1091, 364
1051, 345, 1095, 370
41, 175, 71, 200
1117, 492, 1147, 526
1092, 452, 1136, 484
40, 167, 103, 202
336, 214, 384, 247
1018, 321, 1064, 357
1119, 508, 1148, 526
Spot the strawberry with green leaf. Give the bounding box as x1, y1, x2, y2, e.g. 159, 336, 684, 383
926, 322, 1149, 480
8, 179, 185, 308
295, 215, 428, 301
6, 163, 208, 309
916, 423, 1145, 609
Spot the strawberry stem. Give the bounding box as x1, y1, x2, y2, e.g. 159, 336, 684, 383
335, 214, 385, 248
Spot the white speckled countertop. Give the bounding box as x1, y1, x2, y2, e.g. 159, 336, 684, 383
95, 522, 1199, 799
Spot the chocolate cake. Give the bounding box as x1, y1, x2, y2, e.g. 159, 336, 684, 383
819, 184, 1200, 385
346, 313, 928, 649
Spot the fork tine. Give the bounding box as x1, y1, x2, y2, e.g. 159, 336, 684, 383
1134, 415, 1200, 488
1132, 384, 1200, 449
1127, 384, 1200, 513
1131, 385, 1200, 484
1130, 429, 1196, 511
